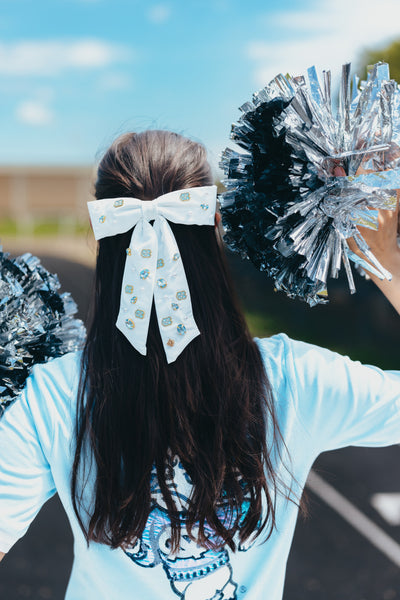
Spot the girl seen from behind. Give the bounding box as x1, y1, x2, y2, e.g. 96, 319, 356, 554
0, 130, 399, 600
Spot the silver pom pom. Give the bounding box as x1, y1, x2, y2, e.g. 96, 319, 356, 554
220, 62, 400, 305
0, 249, 86, 416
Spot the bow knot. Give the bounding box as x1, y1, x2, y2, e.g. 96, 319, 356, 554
141, 200, 158, 222
87, 185, 217, 363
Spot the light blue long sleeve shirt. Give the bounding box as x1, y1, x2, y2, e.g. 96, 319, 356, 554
0, 333, 399, 600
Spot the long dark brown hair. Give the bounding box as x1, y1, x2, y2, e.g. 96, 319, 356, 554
72, 130, 288, 553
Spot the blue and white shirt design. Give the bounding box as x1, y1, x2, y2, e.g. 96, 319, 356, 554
124, 456, 255, 600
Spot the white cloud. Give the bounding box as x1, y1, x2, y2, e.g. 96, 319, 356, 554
247, 0, 400, 88
0, 38, 130, 76
147, 4, 171, 24
97, 72, 133, 91
16, 100, 54, 126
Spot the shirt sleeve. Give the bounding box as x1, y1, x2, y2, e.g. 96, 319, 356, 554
282, 335, 400, 454
0, 372, 57, 553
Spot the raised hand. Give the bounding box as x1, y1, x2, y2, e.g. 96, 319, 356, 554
334, 165, 400, 314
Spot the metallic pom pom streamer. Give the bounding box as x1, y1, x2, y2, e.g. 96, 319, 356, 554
0, 249, 86, 417
220, 62, 400, 305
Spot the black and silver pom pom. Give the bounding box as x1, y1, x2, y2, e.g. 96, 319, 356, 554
0, 249, 86, 417
220, 62, 400, 305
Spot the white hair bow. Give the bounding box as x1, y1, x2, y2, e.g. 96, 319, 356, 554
87, 185, 217, 363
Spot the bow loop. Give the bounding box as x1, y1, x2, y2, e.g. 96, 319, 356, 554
87, 185, 217, 363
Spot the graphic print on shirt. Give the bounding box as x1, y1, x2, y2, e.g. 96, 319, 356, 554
124, 456, 255, 600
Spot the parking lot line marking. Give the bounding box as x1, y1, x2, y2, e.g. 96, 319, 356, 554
307, 470, 400, 567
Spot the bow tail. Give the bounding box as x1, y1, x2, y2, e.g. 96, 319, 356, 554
153, 217, 200, 363
116, 220, 157, 355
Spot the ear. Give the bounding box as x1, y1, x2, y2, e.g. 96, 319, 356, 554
214, 212, 221, 227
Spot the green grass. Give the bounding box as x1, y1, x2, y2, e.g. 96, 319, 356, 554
244, 310, 281, 339
244, 306, 398, 370
0, 219, 89, 237
0, 219, 17, 236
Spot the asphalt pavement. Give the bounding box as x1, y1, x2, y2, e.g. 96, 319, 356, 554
1, 254, 400, 599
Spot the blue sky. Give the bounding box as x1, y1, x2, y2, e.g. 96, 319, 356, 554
0, 0, 400, 170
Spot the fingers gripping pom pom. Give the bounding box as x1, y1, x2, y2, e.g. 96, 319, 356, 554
0, 249, 86, 417
220, 62, 400, 305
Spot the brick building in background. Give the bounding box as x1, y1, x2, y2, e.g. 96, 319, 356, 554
0, 165, 94, 230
